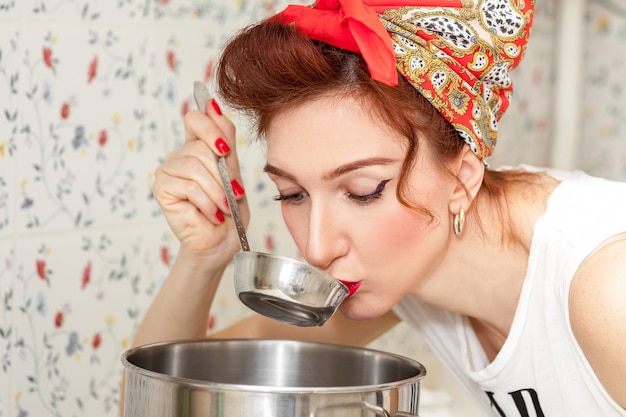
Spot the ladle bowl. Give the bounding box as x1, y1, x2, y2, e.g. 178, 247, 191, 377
234, 252, 349, 326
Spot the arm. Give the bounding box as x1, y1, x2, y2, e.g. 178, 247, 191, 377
120, 100, 246, 414
131, 248, 225, 346
211, 309, 401, 347
569, 234, 626, 409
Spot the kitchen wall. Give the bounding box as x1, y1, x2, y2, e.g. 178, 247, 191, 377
0, 1, 624, 417
578, 0, 626, 178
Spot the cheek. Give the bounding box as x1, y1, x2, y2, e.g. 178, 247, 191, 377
369, 205, 432, 252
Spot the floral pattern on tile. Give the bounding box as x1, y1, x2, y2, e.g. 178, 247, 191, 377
7, 229, 175, 417
16, 25, 152, 233
21, 0, 293, 22
0, 239, 15, 417
581, 0, 626, 180
0, 25, 19, 236
0, 0, 18, 17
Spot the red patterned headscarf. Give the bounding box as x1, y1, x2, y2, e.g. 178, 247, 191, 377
275, 0, 535, 161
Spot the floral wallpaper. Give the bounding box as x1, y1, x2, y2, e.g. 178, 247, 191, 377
0, 2, 305, 416
0, 1, 623, 417
580, 0, 626, 180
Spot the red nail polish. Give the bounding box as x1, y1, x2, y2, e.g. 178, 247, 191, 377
224, 197, 229, 208
211, 99, 222, 116
216, 210, 225, 223
231, 179, 245, 197
215, 138, 230, 154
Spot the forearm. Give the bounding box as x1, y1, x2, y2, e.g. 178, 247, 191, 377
131, 248, 226, 347
120, 249, 227, 416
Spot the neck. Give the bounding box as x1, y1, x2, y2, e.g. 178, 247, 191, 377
410, 173, 559, 338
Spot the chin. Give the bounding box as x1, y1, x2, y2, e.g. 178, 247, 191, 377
337, 297, 391, 321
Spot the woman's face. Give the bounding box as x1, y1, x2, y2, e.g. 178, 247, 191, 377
265, 96, 456, 320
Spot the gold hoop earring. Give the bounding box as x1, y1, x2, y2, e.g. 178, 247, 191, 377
453, 208, 465, 236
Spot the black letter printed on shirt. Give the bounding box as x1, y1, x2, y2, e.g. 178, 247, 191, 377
485, 389, 545, 417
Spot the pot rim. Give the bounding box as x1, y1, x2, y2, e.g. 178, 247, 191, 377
121, 338, 427, 394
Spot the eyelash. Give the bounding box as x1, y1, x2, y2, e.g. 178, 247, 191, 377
348, 179, 392, 204
273, 179, 392, 206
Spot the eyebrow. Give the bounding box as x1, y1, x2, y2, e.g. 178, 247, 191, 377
264, 157, 397, 182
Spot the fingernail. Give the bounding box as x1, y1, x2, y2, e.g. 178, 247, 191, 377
231, 179, 245, 197
224, 197, 229, 208
211, 99, 222, 116
215, 138, 230, 154
216, 210, 225, 223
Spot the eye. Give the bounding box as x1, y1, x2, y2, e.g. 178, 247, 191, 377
272, 190, 309, 205
347, 179, 392, 205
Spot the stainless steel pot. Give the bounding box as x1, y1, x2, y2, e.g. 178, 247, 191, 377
122, 339, 426, 417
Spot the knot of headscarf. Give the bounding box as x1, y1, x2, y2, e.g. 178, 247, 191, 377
277, 0, 403, 85
275, 0, 535, 161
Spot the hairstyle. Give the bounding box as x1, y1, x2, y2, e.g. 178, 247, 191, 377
215, 18, 534, 235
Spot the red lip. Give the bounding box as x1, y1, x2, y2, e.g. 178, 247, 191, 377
338, 280, 361, 298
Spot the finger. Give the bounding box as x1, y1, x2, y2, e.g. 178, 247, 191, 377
182, 109, 244, 188
201, 99, 247, 205
154, 165, 225, 225
159, 149, 229, 214
203, 98, 236, 148
163, 141, 246, 212
183, 109, 236, 160
183, 105, 245, 190
183, 109, 228, 150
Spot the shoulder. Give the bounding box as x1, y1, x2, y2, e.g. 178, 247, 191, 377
569, 234, 626, 409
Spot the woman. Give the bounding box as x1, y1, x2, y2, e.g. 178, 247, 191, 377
130, 1, 626, 415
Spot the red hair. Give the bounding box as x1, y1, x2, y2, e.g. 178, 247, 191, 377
215, 19, 535, 230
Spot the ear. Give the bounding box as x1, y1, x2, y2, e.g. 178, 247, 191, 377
448, 145, 485, 215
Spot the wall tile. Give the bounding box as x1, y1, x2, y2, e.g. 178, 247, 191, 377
0, 0, 19, 19
8, 224, 172, 417
580, 0, 626, 180
16, 24, 151, 234
0, 239, 15, 417
0, 24, 20, 238
19, 0, 282, 23
21, 0, 148, 22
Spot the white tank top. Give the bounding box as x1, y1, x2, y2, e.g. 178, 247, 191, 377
393, 168, 626, 417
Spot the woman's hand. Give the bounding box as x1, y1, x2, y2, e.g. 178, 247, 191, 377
153, 98, 249, 268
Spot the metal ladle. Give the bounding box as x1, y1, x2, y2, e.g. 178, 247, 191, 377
193, 82, 348, 327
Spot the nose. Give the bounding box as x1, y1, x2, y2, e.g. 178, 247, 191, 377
302, 199, 346, 271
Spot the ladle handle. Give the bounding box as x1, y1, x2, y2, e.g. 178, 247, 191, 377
193, 81, 250, 252
217, 156, 250, 252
